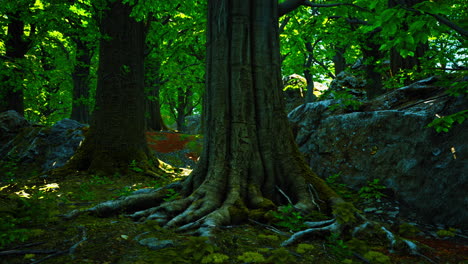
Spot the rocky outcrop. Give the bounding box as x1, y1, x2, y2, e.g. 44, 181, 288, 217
0, 112, 86, 172
289, 77, 468, 228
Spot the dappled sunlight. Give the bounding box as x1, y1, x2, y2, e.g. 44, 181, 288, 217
451, 146, 457, 159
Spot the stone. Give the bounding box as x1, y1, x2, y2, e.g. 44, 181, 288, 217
289, 78, 468, 228
0, 115, 86, 172
138, 237, 174, 250
0, 110, 31, 143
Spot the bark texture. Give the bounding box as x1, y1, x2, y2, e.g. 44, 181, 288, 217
71, 40, 92, 124
65, 1, 158, 174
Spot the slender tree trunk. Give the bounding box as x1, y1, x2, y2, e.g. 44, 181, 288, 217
64, 0, 159, 174
145, 81, 168, 131
333, 46, 346, 76
1, 12, 29, 115
71, 40, 92, 124
362, 39, 384, 98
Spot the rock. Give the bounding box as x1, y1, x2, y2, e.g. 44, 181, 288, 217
0, 110, 31, 143
0, 115, 86, 172
289, 78, 468, 228
322, 71, 367, 99
138, 237, 174, 250
184, 114, 202, 135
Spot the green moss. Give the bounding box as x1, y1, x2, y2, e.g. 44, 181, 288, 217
228, 200, 249, 224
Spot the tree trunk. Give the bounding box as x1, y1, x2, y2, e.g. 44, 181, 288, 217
145, 83, 168, 131
64, 0, 159, 175
333, 46, 346, 76
362, 39, 384, 99
1, 12, 29, 115
71, 40, 92, 124
151, 0, 340, 230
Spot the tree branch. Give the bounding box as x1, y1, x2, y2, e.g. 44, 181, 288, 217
403, 7, 468, 39
278, 0, 306, 17
302, 1, 368, 11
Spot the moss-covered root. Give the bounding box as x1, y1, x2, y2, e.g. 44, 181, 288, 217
62, 182, 183, 219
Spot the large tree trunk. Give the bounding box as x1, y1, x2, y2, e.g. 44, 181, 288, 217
64, 0, 159, 175
148, 0, 340, 230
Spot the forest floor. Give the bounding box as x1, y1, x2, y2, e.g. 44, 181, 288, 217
0, 132, 467, 264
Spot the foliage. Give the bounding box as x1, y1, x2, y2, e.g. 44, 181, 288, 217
129, 160, 144, 173
0, 188, 57, 248
162, 188, 179, 202
326, 172, 353, 199
358, 179, 386, 202
345, 238, 369, 255
271, 204, 306, 231
427, 110, 468, 133
363, 250, 391, 264
327, 89, 363, 111
436, 227, 458, 238
398, 223, 421, 237
295, 243, 315, 254
266, 248, 297, 264
332, 201, 359, 225
237, 251, 266, 263
326, 232, 353, 258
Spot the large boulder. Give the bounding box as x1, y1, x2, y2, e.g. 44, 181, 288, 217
289, 77, 468, 228
0, 115, 86, 172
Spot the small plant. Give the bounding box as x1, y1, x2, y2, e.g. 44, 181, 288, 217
129, 160, 144, 173
237, 251, 266, 263
114, 185, 136, 197
398, 223, 420, 237
328, 89, 363, 111
436, 227, 457, 238
271, 204, 306, 231
345, 238, 369, 255
326, 172, 353, 199
332, 202, 359, 224
358, 179, 386, 202
363, 250, 391, 264
89, 174, 114, 185
75, 182, 96, 200
266, 248, 296, 264
182, 237, 218, 262
295, 243, 315, 254
163, 188, 179, 202
201, 253, 229, 264
326, 232, 352, 258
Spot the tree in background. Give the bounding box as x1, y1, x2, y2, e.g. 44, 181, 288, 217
62, 0, 161, 175
0, 1, 36, 115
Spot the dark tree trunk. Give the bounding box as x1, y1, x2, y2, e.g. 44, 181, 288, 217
145, 0, 340, 230
333, 46, 346, 76
362, 39, 384, 99
145, 81, 168, 131
388, 0, 428, 84
71, 40, 92, 124
1, 12, 30, 115
64, 1, 160, 175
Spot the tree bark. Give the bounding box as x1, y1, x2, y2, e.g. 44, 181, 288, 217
64, 0, 159, 174
0, 12, 30, 115
71, 40, 92, 124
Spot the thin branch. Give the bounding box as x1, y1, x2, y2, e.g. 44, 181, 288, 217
303, 1, 368, 11
403, 7, 468, 39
